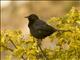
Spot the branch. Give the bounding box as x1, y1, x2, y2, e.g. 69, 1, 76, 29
37, 39, 49, 60
9, 39, 26, 60
1, 44, 13, 52
9, 39, 17, 48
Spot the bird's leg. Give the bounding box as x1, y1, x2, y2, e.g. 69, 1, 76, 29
37, 39, 49, 60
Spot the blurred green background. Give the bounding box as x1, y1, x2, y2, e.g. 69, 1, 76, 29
1, 1, 80, 33
1, 1, 80, 49
1, 1, 80, 60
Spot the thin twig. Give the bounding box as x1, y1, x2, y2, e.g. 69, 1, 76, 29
37, 39, 49, 60
9, 39, 25, 60
1, 45, 13, 52
9, 39, 17, 48
1, 44, 26, 60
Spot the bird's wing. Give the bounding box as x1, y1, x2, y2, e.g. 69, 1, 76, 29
33, 20, 56, 34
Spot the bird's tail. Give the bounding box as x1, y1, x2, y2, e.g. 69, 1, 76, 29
57, 29, 72, 32
52, 27, 72, 33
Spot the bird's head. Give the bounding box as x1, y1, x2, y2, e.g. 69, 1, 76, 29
25, 14, 39, 22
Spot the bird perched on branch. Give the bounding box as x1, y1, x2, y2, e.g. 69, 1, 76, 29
25, 14, 70, 40
25, 14, 71, 60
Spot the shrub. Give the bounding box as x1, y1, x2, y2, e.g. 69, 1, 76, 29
1, 7, 80, 60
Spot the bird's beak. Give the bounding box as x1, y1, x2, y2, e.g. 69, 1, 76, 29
24, 16, 28, 18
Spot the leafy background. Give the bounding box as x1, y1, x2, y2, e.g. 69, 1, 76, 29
1, 7, 80, 60
1, 1, 80, 60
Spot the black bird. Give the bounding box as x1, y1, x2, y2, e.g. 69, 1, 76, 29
25, 14, 71, 60
25, 14, 57, 60
25, 14, 57, 40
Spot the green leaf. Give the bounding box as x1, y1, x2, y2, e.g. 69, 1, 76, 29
13, 46, 24, 58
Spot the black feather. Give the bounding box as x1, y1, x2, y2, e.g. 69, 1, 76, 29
26, 14, 57, 39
